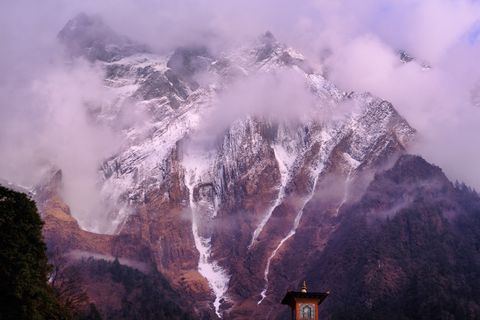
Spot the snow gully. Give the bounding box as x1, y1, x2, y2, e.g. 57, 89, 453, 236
249, 145, 293, 249
257, 166, 322, 304
184, 168, 230, 318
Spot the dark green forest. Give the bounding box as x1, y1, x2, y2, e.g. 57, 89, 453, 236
0, 186, 70, 319
73, 258, 193, 320
308, 157, 480, 320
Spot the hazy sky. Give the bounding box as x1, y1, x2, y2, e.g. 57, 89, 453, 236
1, 0, 480, 223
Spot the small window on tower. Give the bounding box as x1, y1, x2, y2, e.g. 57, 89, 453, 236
301, 304, 313, 320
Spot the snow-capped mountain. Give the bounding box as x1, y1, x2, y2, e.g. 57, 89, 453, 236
44, 13, 417, 318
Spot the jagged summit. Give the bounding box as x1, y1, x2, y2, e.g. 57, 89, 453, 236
254, 31, 278, 60
398, 49, 431, 69
248, 30, 310, 72
262, 31, 276, 41
58, 12, 148, 62
46, 14, 418, 319
399, 50, 415, 63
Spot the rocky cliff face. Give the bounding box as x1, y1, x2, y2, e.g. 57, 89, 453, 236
37, 13, 424, 319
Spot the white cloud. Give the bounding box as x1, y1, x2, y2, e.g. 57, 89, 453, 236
1, 0, 480, 225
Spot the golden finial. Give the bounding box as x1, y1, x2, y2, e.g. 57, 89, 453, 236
301, 280, 307, 293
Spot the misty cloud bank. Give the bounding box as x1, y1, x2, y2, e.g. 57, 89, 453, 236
1, 0, 479, 229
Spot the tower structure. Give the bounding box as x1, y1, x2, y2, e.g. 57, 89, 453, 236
281, 281, 329, 320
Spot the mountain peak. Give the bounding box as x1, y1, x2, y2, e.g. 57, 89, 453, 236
61, 12, 104, 30
261, 31, 276, 43
254, 31, 282, 62
386, 154, 446, 184
58, 13, 148, 62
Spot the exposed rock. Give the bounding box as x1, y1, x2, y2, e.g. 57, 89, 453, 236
43, 15, 426, 319
58, 13, 148, 62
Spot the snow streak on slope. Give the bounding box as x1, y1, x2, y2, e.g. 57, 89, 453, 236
183, 156, 230, 318
334, 177, 350, 216
334, 153, 360, 216
248, 144, 295, 249
258, 163, 323, 305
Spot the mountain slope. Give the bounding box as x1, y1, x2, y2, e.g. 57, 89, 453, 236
72, 258, 194, 320
34, 13, 435, 319
302, 155, 480, 320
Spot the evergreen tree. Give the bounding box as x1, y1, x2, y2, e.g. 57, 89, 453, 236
0, 186, 69, 320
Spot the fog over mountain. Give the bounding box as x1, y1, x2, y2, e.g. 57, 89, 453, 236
1, 1, 479, 204
1, 1, 480, 319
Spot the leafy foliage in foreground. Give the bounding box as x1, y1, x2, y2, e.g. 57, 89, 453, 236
0, 186, 70, 319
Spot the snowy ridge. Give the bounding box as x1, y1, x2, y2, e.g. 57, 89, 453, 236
96, 35, 414, 234
213, 117, 270, 199
98, 84, 213, 233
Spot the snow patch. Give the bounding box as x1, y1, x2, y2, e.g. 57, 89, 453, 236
343, 152, 361, 170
